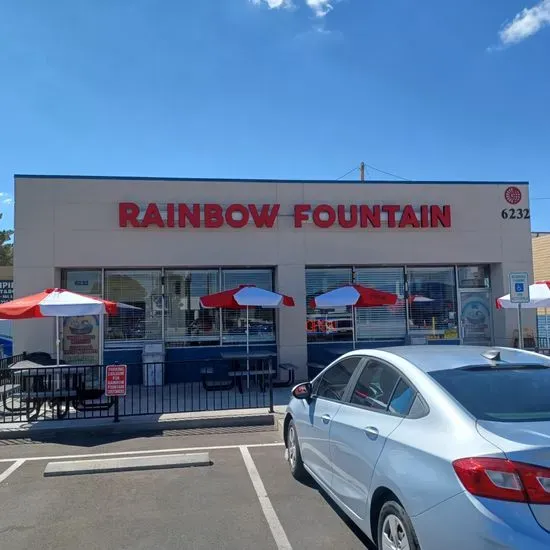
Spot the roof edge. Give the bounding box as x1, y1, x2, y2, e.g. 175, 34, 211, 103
13, 174, 530, 186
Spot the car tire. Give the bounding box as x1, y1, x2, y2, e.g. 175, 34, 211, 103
287, 419, 308, 481
378, 500, 420, 550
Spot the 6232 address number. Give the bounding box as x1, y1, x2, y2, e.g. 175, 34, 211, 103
501, 208, 530, 220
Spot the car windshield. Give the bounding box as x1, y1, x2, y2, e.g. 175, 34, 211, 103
430, 366, 550, 422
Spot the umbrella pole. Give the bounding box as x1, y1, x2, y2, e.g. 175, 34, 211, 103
56, 316, 60, 366
546, 308, 549, 349
246, 306, 250, 389
352, 305, 356, 350
518, 303, 524, 349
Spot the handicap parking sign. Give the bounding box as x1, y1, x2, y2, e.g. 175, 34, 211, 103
509, 272, 530, 304
515, 283, 524, 293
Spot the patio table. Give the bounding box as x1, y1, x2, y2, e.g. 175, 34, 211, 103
6, 361, 112, 420
219, 351, 277, 393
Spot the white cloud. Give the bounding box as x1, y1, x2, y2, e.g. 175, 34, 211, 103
0, 193, 13, 206
250, 0, 294, 9
251, 0, 340, 17
306, 0, 333, 17
499, 0, 550, 45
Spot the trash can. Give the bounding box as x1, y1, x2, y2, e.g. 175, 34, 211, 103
142, 343, 164, 386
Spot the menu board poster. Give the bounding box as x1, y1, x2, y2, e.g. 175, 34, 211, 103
0, 280, 13, 304
62, 315, 100, 364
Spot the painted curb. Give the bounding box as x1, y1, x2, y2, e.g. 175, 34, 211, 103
44, 452, 212, 477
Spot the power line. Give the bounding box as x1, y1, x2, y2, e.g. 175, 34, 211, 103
336, 162, 411, 182
336, 166, 359, 180
363, 163, 411, 181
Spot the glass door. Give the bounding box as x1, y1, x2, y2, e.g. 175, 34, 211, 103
457, 265, 492, 346
460, 289, 493, 346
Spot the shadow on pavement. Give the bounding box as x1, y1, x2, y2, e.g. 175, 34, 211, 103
297, 474, 375, 549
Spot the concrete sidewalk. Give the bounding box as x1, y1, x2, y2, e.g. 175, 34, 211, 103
0, 406, 287, 440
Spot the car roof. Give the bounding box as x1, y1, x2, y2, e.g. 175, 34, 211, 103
352, 345, 550, 373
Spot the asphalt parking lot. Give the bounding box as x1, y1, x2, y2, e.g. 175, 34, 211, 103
0, 429, 373, 550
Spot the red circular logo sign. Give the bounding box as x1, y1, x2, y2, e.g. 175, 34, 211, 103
505, 186, 522, 205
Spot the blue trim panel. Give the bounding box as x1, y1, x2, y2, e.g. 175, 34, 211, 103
14, 174, 529, 186
104, 344, 277, 384
0, 337, 13, 357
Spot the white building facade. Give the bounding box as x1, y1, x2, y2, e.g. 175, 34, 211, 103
14, 175, 534, 382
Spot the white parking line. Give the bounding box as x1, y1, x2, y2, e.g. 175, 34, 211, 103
0, 459, 25, 483
0, 442, 284, 463
240, 446, 292, 550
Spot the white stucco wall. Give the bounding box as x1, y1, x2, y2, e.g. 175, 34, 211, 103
13, 176, 534, 376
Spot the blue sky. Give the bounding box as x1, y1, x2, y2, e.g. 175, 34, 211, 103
0, 0, 549, 231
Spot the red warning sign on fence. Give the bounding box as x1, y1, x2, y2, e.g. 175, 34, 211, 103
105, 364, 127, 397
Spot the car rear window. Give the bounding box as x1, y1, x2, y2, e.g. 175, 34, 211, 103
429, 366, 550, 422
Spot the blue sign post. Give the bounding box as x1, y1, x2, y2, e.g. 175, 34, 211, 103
509, 272, 530, 349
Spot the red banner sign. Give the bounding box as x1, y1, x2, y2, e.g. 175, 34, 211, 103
105, 364, 127, 397
119, 202, 452, 230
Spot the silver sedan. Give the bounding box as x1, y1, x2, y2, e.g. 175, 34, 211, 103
283, 346, 550, 550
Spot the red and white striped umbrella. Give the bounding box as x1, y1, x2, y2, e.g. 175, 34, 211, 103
0, 288, 119, 319
200, 285, 295, 309
310, 284, 398, 349
0, 288, 123, 366
200, 285, 295, 388
496, 281, 550, 309
310, 284, 397, 309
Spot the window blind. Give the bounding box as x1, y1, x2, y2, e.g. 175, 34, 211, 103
104, 270, 162, 341
306, 268, 352, 342
355, 267, 406, 341
165, 270, 220, 346
221, 269, 275, 344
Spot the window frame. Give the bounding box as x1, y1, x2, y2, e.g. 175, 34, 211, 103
103, 268, 163, 343
312, 355, 368, 404
164, 268, 221, 345
63, 267, 277, 349
344, 357, 428, 419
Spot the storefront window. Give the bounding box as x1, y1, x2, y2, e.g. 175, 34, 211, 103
165, 270, 220, 346
104, 270, 162, 341
221, 269, 275, 344
407, 267, 458, 341
306, 268, 352, 342
458, 266, 490, 289
61, 270, 102, 364
355, 268, 406, 341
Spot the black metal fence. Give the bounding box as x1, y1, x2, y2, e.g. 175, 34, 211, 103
0, 360, 279, 423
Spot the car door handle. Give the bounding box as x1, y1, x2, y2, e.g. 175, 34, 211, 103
365, 426, 379, 440
321, 414, 331, 424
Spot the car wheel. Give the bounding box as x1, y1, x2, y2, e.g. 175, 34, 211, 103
378, 500, 420, 550
287, 419, 308, 481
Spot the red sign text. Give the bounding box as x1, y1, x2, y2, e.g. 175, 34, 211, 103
119, 202, 451, 230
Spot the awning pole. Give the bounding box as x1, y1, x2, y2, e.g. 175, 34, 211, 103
546, 308, 549, 348
246, 306, 250, 389
352, 305, 356, 350
518, 304, 524, 349
56, 316, 60, 366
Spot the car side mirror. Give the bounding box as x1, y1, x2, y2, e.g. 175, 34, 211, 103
292, 382, 313, 401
